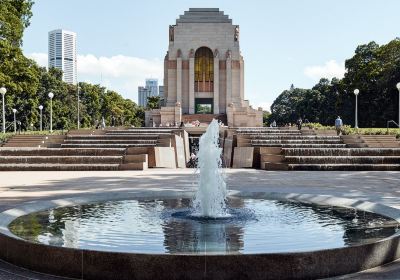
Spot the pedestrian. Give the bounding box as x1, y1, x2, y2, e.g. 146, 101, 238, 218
272, 120, 277, 127
101, 117, 106, 130
335, 116, 343, 136
296, 117, 302, 130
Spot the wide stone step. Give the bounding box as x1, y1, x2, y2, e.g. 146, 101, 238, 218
283, 148, 400, 156
238, 132, 302, 135
253, 144, 347, 148
106, 130, 174, 134
0, 148, 126, 156
63, 140, 158, 144
251, 140, 343, 144
285, 156, 400, 164
0, 156, 122, 164
67, 135, 160, 140
61, 144, 156, 148
249, 135, 341, 140
0, 164, 120, 171
288, 164, 400, 171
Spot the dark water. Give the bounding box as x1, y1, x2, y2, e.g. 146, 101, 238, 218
9, 198, 399, 254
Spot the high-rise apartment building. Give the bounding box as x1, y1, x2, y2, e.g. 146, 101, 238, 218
138, 79, 159, 107
48, 29, 77, 85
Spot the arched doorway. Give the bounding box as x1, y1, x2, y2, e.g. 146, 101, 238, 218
194, 47, 214, 114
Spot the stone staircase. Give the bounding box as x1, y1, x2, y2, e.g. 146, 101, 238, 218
0, 148, 124, 171
0, 128, 176, 171
3, 135, 66, 148
237, 128, 400, 171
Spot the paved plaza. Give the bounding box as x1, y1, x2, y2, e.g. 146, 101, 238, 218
0, 169, 400, 279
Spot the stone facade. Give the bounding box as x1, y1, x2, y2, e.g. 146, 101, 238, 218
146, 8, 262, 127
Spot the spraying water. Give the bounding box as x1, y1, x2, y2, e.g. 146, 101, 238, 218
192, 119, 228, 218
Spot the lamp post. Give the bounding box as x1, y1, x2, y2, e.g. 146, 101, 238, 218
38, 105, 43, 131
353, 89, 359, 129
48, 92, 54, 133
0, 86, 6, 133
77, 85, 80, 129
397, 83, 400, 128
12, 108, 17, 134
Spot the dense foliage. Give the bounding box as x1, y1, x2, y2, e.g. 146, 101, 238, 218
0, 0, 144, 132
269, 39, 400, 128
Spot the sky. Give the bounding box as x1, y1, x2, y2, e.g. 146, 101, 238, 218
22, 0, 400, 111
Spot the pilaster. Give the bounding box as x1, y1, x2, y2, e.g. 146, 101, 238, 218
176, 57, 182, 104
226, 55, 232, 110
213, 56, 220, 114
189, 57, 195, 114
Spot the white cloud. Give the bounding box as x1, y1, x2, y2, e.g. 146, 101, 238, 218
304, 60, 345, 80
25, 52, 163, 102
26, 52, 48, 68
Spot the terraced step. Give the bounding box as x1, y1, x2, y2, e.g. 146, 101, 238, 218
288, 164, 400, 171
285, 156, 400, 164
0, 148, 126, 156
0, 156, 122, 164
238, 131, 301, 135
283, 148, 400, 157
60, 144, 156, 148
63, 140, 158, 144
251, 139, 343, 144
253, 144, 347, 148
106, 129, 174, 134
66, 135, 160, 140
249, 135, 341, 140
0, 164, 120, 171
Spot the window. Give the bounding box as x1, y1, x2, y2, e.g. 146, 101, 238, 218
194, 47, 213, 92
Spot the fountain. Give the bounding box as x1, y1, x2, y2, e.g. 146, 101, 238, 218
192, 119, 228, 218
1, 119, 400, 279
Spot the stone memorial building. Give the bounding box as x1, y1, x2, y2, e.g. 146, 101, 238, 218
145, 8, 262, 127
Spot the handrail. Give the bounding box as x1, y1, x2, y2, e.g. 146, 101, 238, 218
387, 120, 399, 133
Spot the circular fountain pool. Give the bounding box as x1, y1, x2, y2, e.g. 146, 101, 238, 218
2, 192, 400, 280
8, 196, 399, 254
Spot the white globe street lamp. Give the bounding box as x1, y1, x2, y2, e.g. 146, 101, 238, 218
0, 86, 6, 134
353, 89, 359, 129
397, 83, 400, 128
12, 108, 17, 134
48, 92, 54, 133
38, 105, 43, 131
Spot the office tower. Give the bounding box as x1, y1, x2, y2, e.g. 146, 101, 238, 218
48, 29, 77, 85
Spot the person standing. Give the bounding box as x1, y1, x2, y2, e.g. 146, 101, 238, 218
335, 116, 343, 135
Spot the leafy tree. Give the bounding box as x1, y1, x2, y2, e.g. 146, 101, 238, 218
270, 38, 400, 128
147, 96, 160, 109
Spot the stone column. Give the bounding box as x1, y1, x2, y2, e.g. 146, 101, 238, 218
240, 58, 244, 105
189, 56, 195, 114
176, 57, 182, 105
213, 55, 220, 114
226, 52, 232, 110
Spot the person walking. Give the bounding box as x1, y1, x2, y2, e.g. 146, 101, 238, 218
296, 117, 302, 130
335, 116, 343, 135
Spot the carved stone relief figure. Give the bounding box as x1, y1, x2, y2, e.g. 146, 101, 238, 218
226, 50, 232, 59
177, 49, 182, 58
169, 25, 174, 41
189, 49, 195, 58
214, 49, 219, 58
234, 25, 239, 41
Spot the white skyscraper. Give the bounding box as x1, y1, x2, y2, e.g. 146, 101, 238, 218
48, 29, 77, 85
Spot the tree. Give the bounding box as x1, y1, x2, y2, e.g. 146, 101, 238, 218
147, 96, 160, 109
269, 38, 400, 128
0, 1, 145, 131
